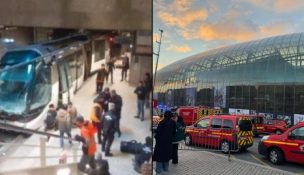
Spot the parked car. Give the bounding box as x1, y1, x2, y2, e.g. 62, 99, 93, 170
185, 115, 254, 153
258, 122, 304, 165
246, 115, 265, 137
263, 119, 288, 134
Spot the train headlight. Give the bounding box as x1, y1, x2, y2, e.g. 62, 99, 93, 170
261, 136, 269, 142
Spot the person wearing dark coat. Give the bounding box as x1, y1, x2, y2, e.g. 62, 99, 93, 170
153, 111, 176, 174
134, 81, 147, 121
121, 56, 129, 81
107, 59, 115, 84
101, 102, 117, 157
96, 64, 108, 93
110, 90, 123, 137
171, 111, 185, 164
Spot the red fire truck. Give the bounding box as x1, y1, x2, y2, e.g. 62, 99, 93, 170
179, 106, 223, 126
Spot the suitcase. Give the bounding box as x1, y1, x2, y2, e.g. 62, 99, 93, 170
120, 140, 144, 154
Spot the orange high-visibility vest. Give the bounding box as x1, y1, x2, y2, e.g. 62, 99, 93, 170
90, 103, 102, 123
81, 122, 97, 156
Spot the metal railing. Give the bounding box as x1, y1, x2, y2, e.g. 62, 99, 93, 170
0, 123, 83, 171
179, 129, 254, 161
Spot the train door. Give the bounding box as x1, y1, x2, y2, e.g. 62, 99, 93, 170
58, 61, 71, 105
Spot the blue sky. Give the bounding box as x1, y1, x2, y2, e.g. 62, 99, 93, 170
153, 0, 304, 71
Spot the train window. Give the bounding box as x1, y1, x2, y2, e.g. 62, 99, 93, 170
64, 63, 72, 88
58, 63, 68, 92
67, 54, 77, 82
76, 51, 84, 78
30, 66, 51, 110
0, 63, 33, 114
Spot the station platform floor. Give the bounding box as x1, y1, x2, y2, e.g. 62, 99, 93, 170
0, 69, 151, 174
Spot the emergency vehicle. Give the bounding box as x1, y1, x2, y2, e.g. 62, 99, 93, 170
258, 122, 304, 165
263, 119, 288, 134
245, 115, 265, 137
179, 106, 223, 126
185, 115, 254, 153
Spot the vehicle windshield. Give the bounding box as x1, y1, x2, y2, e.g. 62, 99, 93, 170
238, 119, 252, 131
251, 116, 264, 124
0, 50, 40, 115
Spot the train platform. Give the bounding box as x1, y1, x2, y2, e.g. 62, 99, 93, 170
154, 150, 295, 175
0, 69, 151, 174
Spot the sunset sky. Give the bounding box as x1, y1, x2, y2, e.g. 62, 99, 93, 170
153, 0, 304, 71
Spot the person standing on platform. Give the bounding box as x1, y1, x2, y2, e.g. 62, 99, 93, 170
67, 102, 78, 128
44, 104, 57, 141
134, 81, 147, 121
96, 64, 108, 93
75, 117, 97, 173
121, 56, 129, 81
110, 90, 123, 137
171, 111, 185, 164
143, 73, 152, 108
153, 111, 176, 174
90, 102, 103, 144
102, 103, 117, 157
107, 59, 115, 84
56, 104, 72, 148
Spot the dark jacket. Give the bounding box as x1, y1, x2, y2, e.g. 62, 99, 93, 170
96, 68, 108, 82
122, 56, 129, 70
102, 111, 117, 135
172, 122, 185, 143
134, 86, 147, 100
107, 61, 115, 72
153, 118, 176, 162
144, 76, 152, 92
45, 110, 57, 129
110, 95, 123, 116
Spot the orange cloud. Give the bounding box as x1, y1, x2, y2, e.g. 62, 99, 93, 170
196, 20, 292, 42
171, 0, 193, 11
158, 9, 208, 28
245, 0, 304, 12
153, 33, 160, 42
166, 44, 192, 53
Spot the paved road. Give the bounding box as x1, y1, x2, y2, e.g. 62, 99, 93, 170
231, 135, 304, 174
176, 134, 304, 174
161, 150, 294, 175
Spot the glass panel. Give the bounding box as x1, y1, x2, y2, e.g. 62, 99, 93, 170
211, 118, 222, 129
30, 66, 52, 110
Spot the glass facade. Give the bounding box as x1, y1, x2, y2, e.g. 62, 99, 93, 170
155, 33, 304, 124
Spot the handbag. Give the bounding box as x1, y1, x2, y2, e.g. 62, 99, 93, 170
120, 140, 144, 154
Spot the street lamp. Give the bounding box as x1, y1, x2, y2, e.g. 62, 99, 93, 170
153, 29, 163, 87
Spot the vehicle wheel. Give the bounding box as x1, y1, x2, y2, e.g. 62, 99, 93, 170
185, 134, 192, 146
221, 141, 230, 153
275, 130, 282, 135
269, 148, 284, 165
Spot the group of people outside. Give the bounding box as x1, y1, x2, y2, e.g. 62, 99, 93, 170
153, 108, 185, 174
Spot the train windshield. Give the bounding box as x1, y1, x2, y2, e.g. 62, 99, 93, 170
0, 50, 40, 114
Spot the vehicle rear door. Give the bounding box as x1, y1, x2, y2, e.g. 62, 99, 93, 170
285, 126, 304, 164
207, 118, 222, 148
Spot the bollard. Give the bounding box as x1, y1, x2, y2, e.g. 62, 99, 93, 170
40, 137, 46, 167
228, 149, 231, 162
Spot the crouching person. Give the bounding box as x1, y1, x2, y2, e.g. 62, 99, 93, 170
75, 116, 97, 173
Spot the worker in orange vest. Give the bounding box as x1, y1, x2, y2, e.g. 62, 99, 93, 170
75, 116, 97, 173
90, 103, 103, 144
